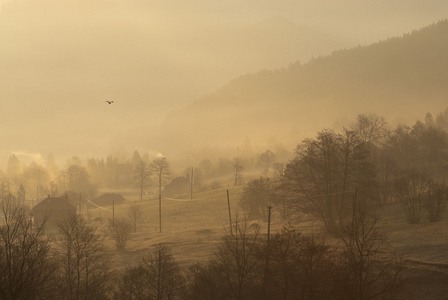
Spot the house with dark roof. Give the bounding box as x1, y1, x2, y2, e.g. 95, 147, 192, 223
164, 176, 190, 197
33, 195, 77, 232
91, 193, 126, 207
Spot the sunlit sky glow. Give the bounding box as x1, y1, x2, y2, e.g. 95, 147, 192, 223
1, 0, 447, 168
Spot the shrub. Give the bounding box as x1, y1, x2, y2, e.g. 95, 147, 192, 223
109, 218, 133, 250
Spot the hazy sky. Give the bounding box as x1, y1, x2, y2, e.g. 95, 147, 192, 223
1, 0, 447, 168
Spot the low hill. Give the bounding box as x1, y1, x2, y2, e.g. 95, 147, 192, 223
158, 20, 448, 155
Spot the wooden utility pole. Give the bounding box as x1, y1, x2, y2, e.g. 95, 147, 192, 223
112, 199, 115, 226
190, 167, 194, 200
267, 205, 272, 243
263, 205, 273, 300
227, 189, 233, 235
150, 156, 169, 233
79, 192, 82, 216
159, 174, 162, 232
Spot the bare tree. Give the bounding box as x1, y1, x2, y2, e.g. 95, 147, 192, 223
233, 157, 244, 186
261, 226, 335, 300
350, 113, 388, 144
334, 197, 402, 300
239, 177, 272, 221
214, 218, 260, 300
375, 149, 398, 205
258, 150, 276, 176
56, 215, 111, 299
108, 218, 133, 250
114, 245, 185, 299
424, 112, 436, 127
395, 168, 429, 224
185, 261, 224, 300
271, 183, 295, 220
150, 155, 170, 233
22, 162, 50, 199
66, 164, 91, 194
0, 175, 11, 200
0, 201, 58, 299
283, 130, 376, 232
134, 161, 151, 202
385, 122, 448, 170
128, 202, 145, 232
425, 181, 448, 222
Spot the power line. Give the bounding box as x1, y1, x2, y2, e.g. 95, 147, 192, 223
164, 197, 203, 202
82, 195, 113, 212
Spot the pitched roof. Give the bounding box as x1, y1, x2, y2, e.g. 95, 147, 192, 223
33, 196, 77, 213
92, 193, 126, 206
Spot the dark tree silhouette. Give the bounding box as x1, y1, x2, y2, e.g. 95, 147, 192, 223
56, 215, 111, 299
109, 217, 133, 250
394, 168, 429, 224
115, 245, 185, 300
0, 201, 57, 299
134, 161, 151, 202
283, 129, 377, 232
334, 197, 402, 300
239, 176, 272, 221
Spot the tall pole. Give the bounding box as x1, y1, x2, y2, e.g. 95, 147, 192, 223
227, 189, 233, 235
112, 199, 115, 226
159, 174, 162, 233
263, 205, 273, 300
267, 205, 272, 243
79, 192, 82, 216
190, 167, 194, 200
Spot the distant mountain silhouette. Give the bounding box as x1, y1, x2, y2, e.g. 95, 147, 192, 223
158, 20, 448, 153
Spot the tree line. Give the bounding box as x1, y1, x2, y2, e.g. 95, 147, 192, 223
240, 109, 448, 232
1, 143, 291, 204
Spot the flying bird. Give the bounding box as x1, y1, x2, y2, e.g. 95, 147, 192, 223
105, 100, 114, 104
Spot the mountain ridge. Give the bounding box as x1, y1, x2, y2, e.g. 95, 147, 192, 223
158, 20, 448, 155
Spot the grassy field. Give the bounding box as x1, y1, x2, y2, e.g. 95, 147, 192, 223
375, 203, 448, 300
85, 187, 448, 299
89, 186, 249, 269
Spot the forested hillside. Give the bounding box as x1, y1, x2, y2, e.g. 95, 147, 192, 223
160, 20, 448, 153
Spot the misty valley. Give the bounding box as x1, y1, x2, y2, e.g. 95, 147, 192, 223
2, 1, 448, 299
2, 109, 448, 299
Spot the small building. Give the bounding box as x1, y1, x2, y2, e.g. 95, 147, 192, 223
164, 176, 190, 198
33, 195, 77, 232
91, 193, 126, 207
